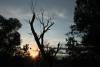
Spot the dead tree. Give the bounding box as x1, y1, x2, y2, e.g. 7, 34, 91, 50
29, 8, 55, 61
28, 1, 62, 66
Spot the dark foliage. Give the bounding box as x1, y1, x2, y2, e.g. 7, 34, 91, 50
74, 0, 100, 52
67, 0, 100, 66
1, 0, 100, 67
0, 15, 22, 55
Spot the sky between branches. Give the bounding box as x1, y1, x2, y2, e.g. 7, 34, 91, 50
0, 0, 75, 48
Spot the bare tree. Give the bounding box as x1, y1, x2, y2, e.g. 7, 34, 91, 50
28, 2, 64, 66
29, 6, 55, 61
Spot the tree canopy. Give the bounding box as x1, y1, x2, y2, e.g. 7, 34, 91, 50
73, 0, 100, 54
0, 15, 22, 55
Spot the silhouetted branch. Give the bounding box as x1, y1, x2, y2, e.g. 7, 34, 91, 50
29, 12, 35, 25
29, 1, 55, 62
54, 42, 61, 56
36, 10, 54, 46
29, 12, 47, 61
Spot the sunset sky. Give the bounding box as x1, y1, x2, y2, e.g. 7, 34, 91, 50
0, 0, 75, 48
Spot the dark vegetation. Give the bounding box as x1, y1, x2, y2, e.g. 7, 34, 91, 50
0, 0, 100, 67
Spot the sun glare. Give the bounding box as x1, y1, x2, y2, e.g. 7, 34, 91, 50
28, 45, 40, 59
29, 49, 39, 59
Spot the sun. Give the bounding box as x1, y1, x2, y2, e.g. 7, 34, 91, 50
28, 45, 40, 59
29, 49, 39, 59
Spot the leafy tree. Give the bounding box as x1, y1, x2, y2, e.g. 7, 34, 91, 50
0, 15, 22, 55
73, 0, 100, 54
65, 31, 84, 59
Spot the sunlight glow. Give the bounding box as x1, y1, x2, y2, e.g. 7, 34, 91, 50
28, 45, 40, 59
29, 49, 39, 59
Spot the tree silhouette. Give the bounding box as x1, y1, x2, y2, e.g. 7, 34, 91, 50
0, 15, 36, 67
28, 1, 64, 66
73, 0, 100, 55
28, 0, 59, 62
65, 31, 85, 59
29, 9, 57, 66
0, 15, 22, 55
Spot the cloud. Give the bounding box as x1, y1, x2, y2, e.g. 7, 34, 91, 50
0, 0, 74, 24
0, 0, 75, 46
48, 9, 67, 19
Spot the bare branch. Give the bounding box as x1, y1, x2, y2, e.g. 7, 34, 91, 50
45, 22, 54, 32
29, 1, 55, 61
54, 42, 61, 56
45, 21, 49, 28
39, 22, 54, 41
29, 13, 35, 25
39, 9, 45, 28
44, 17, 52, 29
30, 0, 34, 13
30, 0, 38, 14
37, 11, 54, 43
